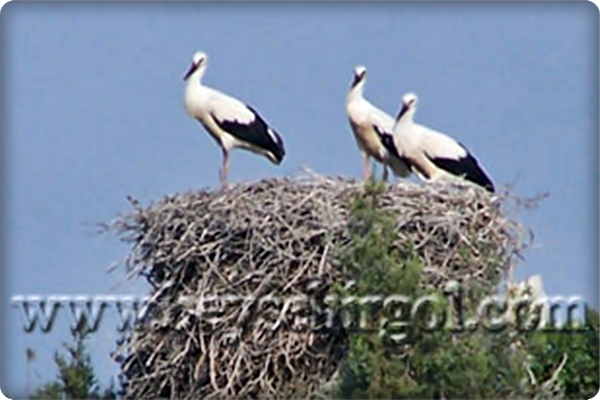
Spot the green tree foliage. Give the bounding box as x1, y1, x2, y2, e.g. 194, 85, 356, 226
30, 321, 117, 400
333, 181, 599, 399
525, 307, 599, 399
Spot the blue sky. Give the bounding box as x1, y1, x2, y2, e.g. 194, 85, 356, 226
1, 2, 597, 397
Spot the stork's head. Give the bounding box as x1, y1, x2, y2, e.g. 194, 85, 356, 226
184, 51, 208, 81
396, 92, 419, 121
351, 65, 367, 88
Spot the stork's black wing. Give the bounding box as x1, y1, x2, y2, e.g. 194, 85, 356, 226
373, 125, 411, 165
211, 105, 285, 164
426, 149, 495, 193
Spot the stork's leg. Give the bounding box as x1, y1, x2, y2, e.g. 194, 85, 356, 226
382, 165, 389, 182
220, 148, 230, 188
363, 153, 371, 182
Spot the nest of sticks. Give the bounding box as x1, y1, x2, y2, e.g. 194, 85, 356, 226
110, 172, 531, 399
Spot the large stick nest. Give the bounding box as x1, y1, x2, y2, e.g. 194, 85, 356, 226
110, 173, 531, 399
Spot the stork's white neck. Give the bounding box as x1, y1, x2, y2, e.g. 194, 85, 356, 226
398, 106, 416, 125
186, 64, 207, 88
394, 107, 416, 139
347, 79, 366, 102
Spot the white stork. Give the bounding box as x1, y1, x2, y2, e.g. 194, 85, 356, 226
345, 66, 411, 182
183, 51, 285, 187
393, 93, 495, 193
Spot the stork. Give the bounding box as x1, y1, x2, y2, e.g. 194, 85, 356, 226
393, 93, 495, 193
345, 66, 411, 182
183, 51, 285, 187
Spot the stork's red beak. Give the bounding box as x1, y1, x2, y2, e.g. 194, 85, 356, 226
396, 102, 409, 121
184, 62, 198, 81
351, 70, 366, 88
